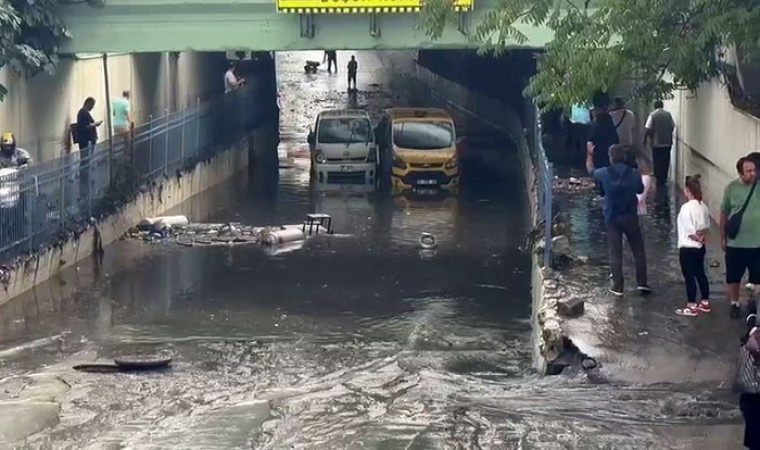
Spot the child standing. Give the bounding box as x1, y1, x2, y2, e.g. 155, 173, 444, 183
675, 175, 712, 316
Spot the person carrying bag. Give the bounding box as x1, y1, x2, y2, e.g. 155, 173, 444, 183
736, 323, 760, 449
720, 157, 760, 320
727, 180, 757, 239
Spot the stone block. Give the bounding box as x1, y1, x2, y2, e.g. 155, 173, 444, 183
558, 296, 585, 317
551, 234, 572, 256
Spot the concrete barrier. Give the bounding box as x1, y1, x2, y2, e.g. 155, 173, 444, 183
0, 136, 252, 306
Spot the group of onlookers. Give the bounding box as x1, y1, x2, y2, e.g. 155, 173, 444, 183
574, 96, 759, 317
575, 95, 760, 449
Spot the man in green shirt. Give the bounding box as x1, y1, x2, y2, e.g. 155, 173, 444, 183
112, 90, 132, 139
720, 156, 760, 319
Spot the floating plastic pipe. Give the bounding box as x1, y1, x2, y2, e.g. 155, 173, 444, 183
262, 228, 305, 246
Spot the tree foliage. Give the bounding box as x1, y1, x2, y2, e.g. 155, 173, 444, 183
0, 0, 70, 101
421, 0, 760, 111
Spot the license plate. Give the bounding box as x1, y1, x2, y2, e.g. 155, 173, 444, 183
414, 188, 438, 195
416, 179, 437, 185
340, 165, 353, 172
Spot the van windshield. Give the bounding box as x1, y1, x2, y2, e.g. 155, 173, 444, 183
392, 120, 454, 150
317, 117, 373, 144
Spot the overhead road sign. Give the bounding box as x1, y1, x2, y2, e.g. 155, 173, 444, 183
276, 0, 473, 14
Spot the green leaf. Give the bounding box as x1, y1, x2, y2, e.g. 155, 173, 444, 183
419, 0, 758, 111
0, 0, 69, 101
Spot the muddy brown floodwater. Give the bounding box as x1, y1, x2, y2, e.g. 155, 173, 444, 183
0, 51, 745, 449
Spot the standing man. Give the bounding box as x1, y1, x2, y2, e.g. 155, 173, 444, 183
609, 97, 637, 146
76, 97, 102, 151
323, 50, 337, 74
75, 97, 102, 198
587, 143, 651, 296
720, 156, 760, 319
224, 62, 245, 93
112, 90, 132, 142
643, 100, 675, 187
347, 55, 358, 91
587, 106, 619, 171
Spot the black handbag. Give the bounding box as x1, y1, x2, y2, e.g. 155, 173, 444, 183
727, 181, 757, 239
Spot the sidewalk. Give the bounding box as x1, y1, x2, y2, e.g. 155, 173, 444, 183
553, 178, 746, 386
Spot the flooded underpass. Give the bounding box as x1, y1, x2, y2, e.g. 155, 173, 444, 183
0, 51, 745, 449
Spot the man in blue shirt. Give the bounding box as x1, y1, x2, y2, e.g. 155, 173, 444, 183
587, 143, 651, 296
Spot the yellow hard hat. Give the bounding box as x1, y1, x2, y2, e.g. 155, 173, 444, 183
1, 132, 14, 146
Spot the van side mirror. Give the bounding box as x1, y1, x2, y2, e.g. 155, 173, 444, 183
307, 129, 315, 145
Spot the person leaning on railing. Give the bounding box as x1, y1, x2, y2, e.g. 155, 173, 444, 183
0, 132, 32, 249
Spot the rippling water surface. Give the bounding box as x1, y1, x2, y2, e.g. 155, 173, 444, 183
0, 51, 744, 449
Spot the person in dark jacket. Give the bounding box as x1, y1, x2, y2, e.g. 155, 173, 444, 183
588, 144, 651, 296
749, 152, 760, 183
75, 97, 102, 199
586, 107, 619, 170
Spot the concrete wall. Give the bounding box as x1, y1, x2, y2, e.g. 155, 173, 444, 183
663, 80, 760, 220
0, 52, 226, 163
0, 134, 254, 307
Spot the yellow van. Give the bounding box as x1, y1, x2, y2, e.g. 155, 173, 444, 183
375, 108, 460, 193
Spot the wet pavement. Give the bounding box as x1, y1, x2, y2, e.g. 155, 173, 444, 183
0, 51, 746, 449
555, 179, 746, 444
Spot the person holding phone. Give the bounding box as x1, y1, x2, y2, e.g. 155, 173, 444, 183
75, 97, 103, 199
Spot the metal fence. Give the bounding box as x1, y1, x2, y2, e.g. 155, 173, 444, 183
527, 102, 554, 268
0, 85, 262, 262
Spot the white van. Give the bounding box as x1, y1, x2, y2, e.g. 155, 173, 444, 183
307, 110, 377, 183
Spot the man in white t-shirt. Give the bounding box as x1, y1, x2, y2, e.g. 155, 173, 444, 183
224, 62, 245, 93
643, 100, 675, 187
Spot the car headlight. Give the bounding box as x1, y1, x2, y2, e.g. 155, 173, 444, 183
445, 157, 458, 169
315, 151, 326, 164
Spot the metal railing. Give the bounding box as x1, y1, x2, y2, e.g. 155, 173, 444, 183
0, 84, 263, 262
529, 102, 554, 268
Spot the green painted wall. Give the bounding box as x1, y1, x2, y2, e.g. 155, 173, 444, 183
57, 0, 557, 53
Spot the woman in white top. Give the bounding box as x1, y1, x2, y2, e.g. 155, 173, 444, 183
675, 175, 712, 316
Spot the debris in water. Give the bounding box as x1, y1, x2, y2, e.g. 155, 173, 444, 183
126, 214, 340, 254
419, 232, 437, 249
